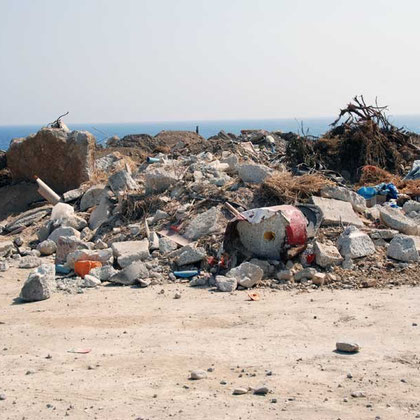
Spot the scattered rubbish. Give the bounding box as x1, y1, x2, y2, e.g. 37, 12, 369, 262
55, 264, 71, 275
173, 270, 200, 278
35, 176, 61, 205
67, 348, 92, 354
74, 260, 103, 278
248, 292, 260, 301
147, 157, 161, 163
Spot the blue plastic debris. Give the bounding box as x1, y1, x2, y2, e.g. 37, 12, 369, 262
357, 183, 398, 201
173, 270, 200, 278
56, 264, 71, 274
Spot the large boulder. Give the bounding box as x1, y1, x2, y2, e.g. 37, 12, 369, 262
7, 128, 95, 194
379, 206, 419, 236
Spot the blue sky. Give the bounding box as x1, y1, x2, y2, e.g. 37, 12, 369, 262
0, 0, 419, 124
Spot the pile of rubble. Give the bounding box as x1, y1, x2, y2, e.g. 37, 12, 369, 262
0, 110, 419, 302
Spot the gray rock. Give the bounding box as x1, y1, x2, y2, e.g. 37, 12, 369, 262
226, 262, 264, 288
55, 236, 90, 264
82, 274, 101, 288
5, 208, 50, 233
109, 260, 149, 285
321, 185, 366, 212
184, 207, 224, 240
144, 167, 178, 194
238, 163, 271, 183
108, 170, 138, 195
253, 386, 269, 395
337, 226, 376, 259
314, 241, 343, 268
14, 237, 23, 247
139, 278, 151, 288
149, 232, 160, 250
63, 188, 84, 202
60, 215, 88, 231
159, 237, 178, 254
18, 256, 42, 269
379, 206, 419, 235
89, 265, 117, 281
153, 210, 170, 222
336, 342, 360, 353
249, 258, 275, 277
369, 229, 398, 240
66, 248, 113, 269
311, 196, 365, 227
48, 226, 81, 244
403, 200, 420, 214
190, 370, 207, 380
342, 257, 354, 270
215, 275, 237, 292
351, 391, 366, 398
0, 261, 10, 272
112, 239, 150, 268
94, 239, 108, 250
37, 240, 57, 256
175, 245, 206, 266
294, 267, 317, 281
276, 269, 293, 281
189, 276, 208, 287
89, 193, 113, 230
0, 241, 14, 258
20, 264, 56, 302
128, 224, 142, 236
387, 235, 419, 262
79, 185, 105, 211
233, 388, 248, 395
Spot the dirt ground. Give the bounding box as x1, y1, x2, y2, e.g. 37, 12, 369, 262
1, 266, 419, 420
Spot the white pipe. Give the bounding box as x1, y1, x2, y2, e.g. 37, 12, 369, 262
34, 176, 61, 205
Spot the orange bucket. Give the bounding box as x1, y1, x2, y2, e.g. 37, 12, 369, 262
74, 260, 103, 278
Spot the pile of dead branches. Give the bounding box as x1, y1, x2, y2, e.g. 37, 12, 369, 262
260, 172, 333, 204
287, 96, 420, 182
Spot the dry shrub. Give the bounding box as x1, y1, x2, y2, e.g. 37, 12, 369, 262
121, 194, 164, 221
261, 172, 333, 204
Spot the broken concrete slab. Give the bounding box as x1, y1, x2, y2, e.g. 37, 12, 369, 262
79, 185, 105, 211
184, 207, 225, 240
144, 167, 178, 194
175, 245, 206, 266
55, 236, 91, 264
159, 237, 178, 254
379, 206, 419, 236
20, 264, 56, 302
18, 256, 42, 269
112, 239, 150, 268
321, 185, 366, 213
89, 193, 113, 230
48, 226, 81, 244
109, 260, 149, 286
387, 235, 419, 262
314, 241, 343, 268
337, 226, 376, 259
369, 229, 399, 241
108, 170, 138, 195
311, 196, 365, 227
237, 163, 272, 183
63, 188, 84, 203
89, 265, 117, 282
215, 275, 237, 292
5, 207, 50, 233
226, 262, 264, 288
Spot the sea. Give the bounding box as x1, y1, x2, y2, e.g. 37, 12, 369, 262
1, 115, 420, 151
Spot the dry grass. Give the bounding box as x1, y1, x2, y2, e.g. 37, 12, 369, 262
261, 172, 333, 204
358, 165, 420, 196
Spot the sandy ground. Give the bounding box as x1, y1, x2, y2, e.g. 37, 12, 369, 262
0, 266, 419, 420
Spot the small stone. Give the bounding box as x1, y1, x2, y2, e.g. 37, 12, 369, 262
0, 261, 10, 272
215, 275, 237, 292
336, 342, 360, 353
233, 388, 248, 395
174, 292, 181, 299
37, 239, 57, 256
351, 391, 366, 398
190, 370, 207, 380
253, 386, 269, 395
270, 398, 277, 403
347, 373, 353, 379
0, 394, 6, 401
